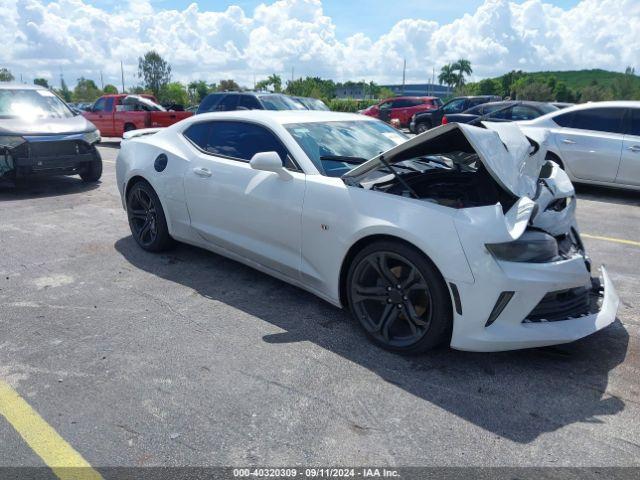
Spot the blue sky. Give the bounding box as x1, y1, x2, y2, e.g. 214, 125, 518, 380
80, 0, 581, 40
8, 0, 636, 87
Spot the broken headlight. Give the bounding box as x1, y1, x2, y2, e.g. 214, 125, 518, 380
486, 230, 559, 263
82, 129, 101, 145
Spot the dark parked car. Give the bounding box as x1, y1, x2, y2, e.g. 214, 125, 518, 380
0, 83, 102, 184
409, 95, 501, 133
196, 92, 307, 114
441, 101, 558, 125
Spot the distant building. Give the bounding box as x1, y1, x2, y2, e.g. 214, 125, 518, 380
382, 83, 450, 98
334, 83, 451, 99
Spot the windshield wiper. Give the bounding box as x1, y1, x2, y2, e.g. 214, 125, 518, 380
320, 155, 368, 165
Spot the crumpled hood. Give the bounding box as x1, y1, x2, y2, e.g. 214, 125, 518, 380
0, 114, 97, 135
343, 122, 549, 199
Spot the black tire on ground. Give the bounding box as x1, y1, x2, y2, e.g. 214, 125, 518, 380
126, 180, 174, 252
79, 158, 103, 182
415, 122, 430, 134
124, 123, 136, 133
346, 240, 452, 355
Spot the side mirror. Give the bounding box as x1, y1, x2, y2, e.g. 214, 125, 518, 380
250, 151, 292, 180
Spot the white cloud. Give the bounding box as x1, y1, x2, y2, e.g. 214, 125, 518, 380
0, 0, 638, 88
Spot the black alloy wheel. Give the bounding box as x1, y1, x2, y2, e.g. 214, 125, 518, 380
126, 181, 173, 252
347, 241, 452, 354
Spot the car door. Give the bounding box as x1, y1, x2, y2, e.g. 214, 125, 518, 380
552, 107, 625, 182
87, 97, 114, 136
182, 120, 305, 280
389, 99, 413, 126
616, 108, 640, 186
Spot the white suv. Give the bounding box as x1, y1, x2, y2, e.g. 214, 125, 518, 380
519, 101, 640, 190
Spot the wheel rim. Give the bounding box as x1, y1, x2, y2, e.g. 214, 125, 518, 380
417, 124, 428, 133
350, 251, 433, 348
128, 187, 158, 247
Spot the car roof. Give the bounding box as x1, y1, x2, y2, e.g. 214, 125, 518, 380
187, 109, 374, 125
558, 100, 640, 111
0, 83, 46, 90
477, 100, 552, 108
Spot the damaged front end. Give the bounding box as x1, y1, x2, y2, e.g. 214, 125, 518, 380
343, 121, 618, 351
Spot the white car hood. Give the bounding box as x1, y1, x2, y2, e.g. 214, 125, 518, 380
343, 122, 549, 199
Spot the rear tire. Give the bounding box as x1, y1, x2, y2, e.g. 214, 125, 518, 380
124, 123, 136, 133
346, 240, 452, 354
126, 180, 174, 252
79, 158, 102, 182
415, 122, 430, 134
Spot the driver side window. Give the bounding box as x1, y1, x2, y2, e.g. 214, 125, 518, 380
184, 121, 298, 170
443, 99, 466, 114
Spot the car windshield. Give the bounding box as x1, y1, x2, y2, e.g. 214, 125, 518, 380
285, 120, 409, 177
296, 97, 330, 111
259, 95, 306, 111
0, 89, 74, 120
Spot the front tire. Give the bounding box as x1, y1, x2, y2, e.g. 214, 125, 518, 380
126, 180, 174, 252
346, 241, 452, 354
79, 158, 103, 182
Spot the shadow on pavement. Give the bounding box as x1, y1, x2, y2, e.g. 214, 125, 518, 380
576, 184, 640, 207
115, 236, 629, 444
0, 175, 99, 200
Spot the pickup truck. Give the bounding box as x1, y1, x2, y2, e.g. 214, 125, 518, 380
83, 94, 192, 138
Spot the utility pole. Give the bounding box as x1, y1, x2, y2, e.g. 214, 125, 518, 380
291, 66, 294, 83
120, 60, 125, 93
100, 70, 104, 89
402, 58, 406, 95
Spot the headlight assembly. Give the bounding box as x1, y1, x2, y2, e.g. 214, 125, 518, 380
486, 230, 559, 263
82, 129, 101, 144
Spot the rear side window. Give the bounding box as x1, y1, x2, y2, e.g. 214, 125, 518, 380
627, 109, 640, 137
184, 121, 291, 166
238, 95, 262, 110
510, 105, 540, 120
93, 98, 108, 112
556, 108, 625, 134
196, 93, 225, 114
215, 95, 239, 111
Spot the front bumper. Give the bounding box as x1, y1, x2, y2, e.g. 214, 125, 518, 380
2, 136, 100, 178
450, 261, 618, 352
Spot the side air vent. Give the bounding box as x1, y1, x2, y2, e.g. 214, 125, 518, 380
485, 291, 514, 327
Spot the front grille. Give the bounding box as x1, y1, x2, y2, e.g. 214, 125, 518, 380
28, 140, 91, 157
524, 285, 601, 323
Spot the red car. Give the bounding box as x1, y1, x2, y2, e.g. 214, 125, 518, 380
83, 94, 192, 138
361, 96, 442, 128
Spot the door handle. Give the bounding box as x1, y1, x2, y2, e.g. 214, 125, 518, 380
627, 145, 640, 153
562, 138, 576, 145
193, 167, 212, 177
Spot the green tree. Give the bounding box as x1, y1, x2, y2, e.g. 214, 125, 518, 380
73, 77, 102, 102
579, 83, 611, 102
0, 68, 14, 82
611, 66, 638, 100
217, 79, 240, 92
187, 80, 210, 103
476, 78, 500, 95
138, 50, 172, 97
452, 59, 473, 88
159, 82, 189, 106
256, 73, 283, 93
438, 64, 457, 94
103, 84, 118, 94
552, 81, 576, 102
57, 77, 72, 102
33, 78, 49, 88
285, 76, 336, 99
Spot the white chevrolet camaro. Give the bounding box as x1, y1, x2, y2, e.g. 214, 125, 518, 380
116, 110, 618, 353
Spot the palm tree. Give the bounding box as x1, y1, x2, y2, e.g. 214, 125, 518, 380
452, 59, 473, 88
438, 64, 456, 94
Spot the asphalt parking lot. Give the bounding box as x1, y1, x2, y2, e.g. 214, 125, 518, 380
1, 143, 639, 472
